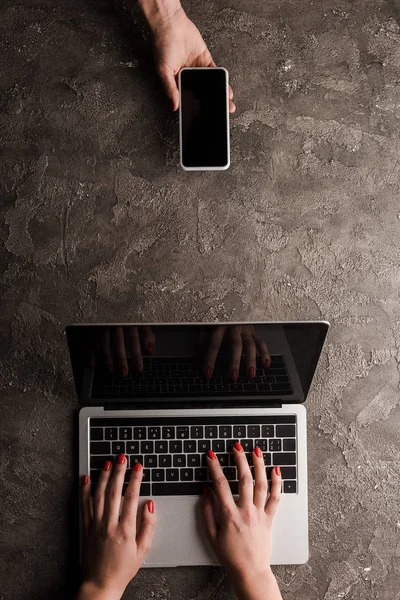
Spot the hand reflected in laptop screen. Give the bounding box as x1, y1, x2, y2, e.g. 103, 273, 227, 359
203, 325, 271, 381
86, 326, 156, 377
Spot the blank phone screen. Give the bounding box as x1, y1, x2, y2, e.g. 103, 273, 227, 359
180, 69, 229, 168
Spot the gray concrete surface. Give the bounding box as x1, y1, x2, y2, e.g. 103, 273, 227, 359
1, 0, 400, 598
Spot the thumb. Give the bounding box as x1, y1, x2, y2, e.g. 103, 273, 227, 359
137, 500, 156, 557
201, 487, 217, 544
158, 64, 179, 111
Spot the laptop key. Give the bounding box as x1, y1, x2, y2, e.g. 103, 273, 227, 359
166, 469, 179, 481
90, 470, 101, 483
159, 455, 172, 468
90, 428, 103, 441
198, 440, 211, 452
112, 442, 125, 454
280, 467, 296, 480
133, 427, 146, 440
181, 468, 194, 481
269, 439, 281, 452
194, 468, 208, 481
219, 426, 232, 438
233, 426, 246, 438
190, 426, 204, 439
148, 427, 161, 440
119, 427, 132, 440
142, 469, 150, 482
126, 441, 139, 454
177, 427, 189, 439
152, 469, 165, 482
284, 481, 297, 493
212, 440, 225, 452
262, 425, 274, 437
225, 439, 239, 452
187, 454, 200, 467
184, 440, 196, 453
90, 442, 110, 455
223, 467, 236, 481
254, 439, 268, 452
247, 425, 260, 438
205, 426, 218, 438
173, 455, 186, 468
273, 453, 296, 465
218, 454, 229, 467
90, 455, 113, 469
283, 439, 296, 451
162, 427, 175, 439
169, 441, 182, 453
241, 439, 253, 452
144, 455, 157, 468
263, 453, 272, 466
276, 425, 295, 438
141, 441, 154, 454
105, 428, 118, 440
130, 455, 143, 467
153, 482, 204, 496
155, 441, 168, 453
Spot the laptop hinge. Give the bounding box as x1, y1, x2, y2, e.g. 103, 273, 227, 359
103, 402, 284, 411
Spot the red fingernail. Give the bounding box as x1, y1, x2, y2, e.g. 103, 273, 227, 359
117, 453, 126, 465
254, 447, 262, 458
275, 465, 281, 476
103, 460, 112, 471
108, 366, 114, 374
133, 462, 142, 471
207, 450, 217, 460
148, 500, 154, 513
204, 367, 212, 379
265, 358, 271, 367
122, 367, 128, 377
234, 442, 243, 452
82, 474, 89, 485
136, 364, 143, 373
231, 369, 238, 382
147, 343, 153, 354
248, 366, 255, 378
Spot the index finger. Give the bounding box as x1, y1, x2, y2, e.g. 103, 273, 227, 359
206, 450, 237, 515
204, 326, 226, 377
120, 462, 143, 530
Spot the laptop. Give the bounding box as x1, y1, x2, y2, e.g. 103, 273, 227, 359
66, 321, 329, 567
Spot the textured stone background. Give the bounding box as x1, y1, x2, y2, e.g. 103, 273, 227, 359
1, 0, 400, 598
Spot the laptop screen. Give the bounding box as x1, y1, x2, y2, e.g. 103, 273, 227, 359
66, 322, 328, 407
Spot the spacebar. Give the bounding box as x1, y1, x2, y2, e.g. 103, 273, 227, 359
152, 483, 205, 496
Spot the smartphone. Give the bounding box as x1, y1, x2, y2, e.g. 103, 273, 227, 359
179, 67, 230, 171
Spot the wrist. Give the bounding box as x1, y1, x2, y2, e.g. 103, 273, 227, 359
230, 568, 281, 600
78, 580, 125, 600
138, 0, 183, 33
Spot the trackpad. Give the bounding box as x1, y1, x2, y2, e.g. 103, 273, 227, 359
138, 497, 217, 567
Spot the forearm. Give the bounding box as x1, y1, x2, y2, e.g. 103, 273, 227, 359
231, 568, 283, 600
137, 0, 182, 32
76, 582, 124, 600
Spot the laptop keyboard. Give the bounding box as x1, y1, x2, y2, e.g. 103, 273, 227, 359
89, 416, 297, 497
91, 355, 292, 399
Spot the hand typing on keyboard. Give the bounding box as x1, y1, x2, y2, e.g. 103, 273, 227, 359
77, 455, 156, 600
204, 325, 271, 381
202, 444, 283, 600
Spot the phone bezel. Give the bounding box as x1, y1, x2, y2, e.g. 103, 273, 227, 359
179, 67, 230, 171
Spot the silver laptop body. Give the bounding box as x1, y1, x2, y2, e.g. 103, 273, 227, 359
67, 321, 329, 567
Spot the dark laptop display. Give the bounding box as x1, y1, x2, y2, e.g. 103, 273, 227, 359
66, 323, 328, 407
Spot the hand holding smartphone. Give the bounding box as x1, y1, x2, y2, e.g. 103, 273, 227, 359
179, 68, 230, 171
